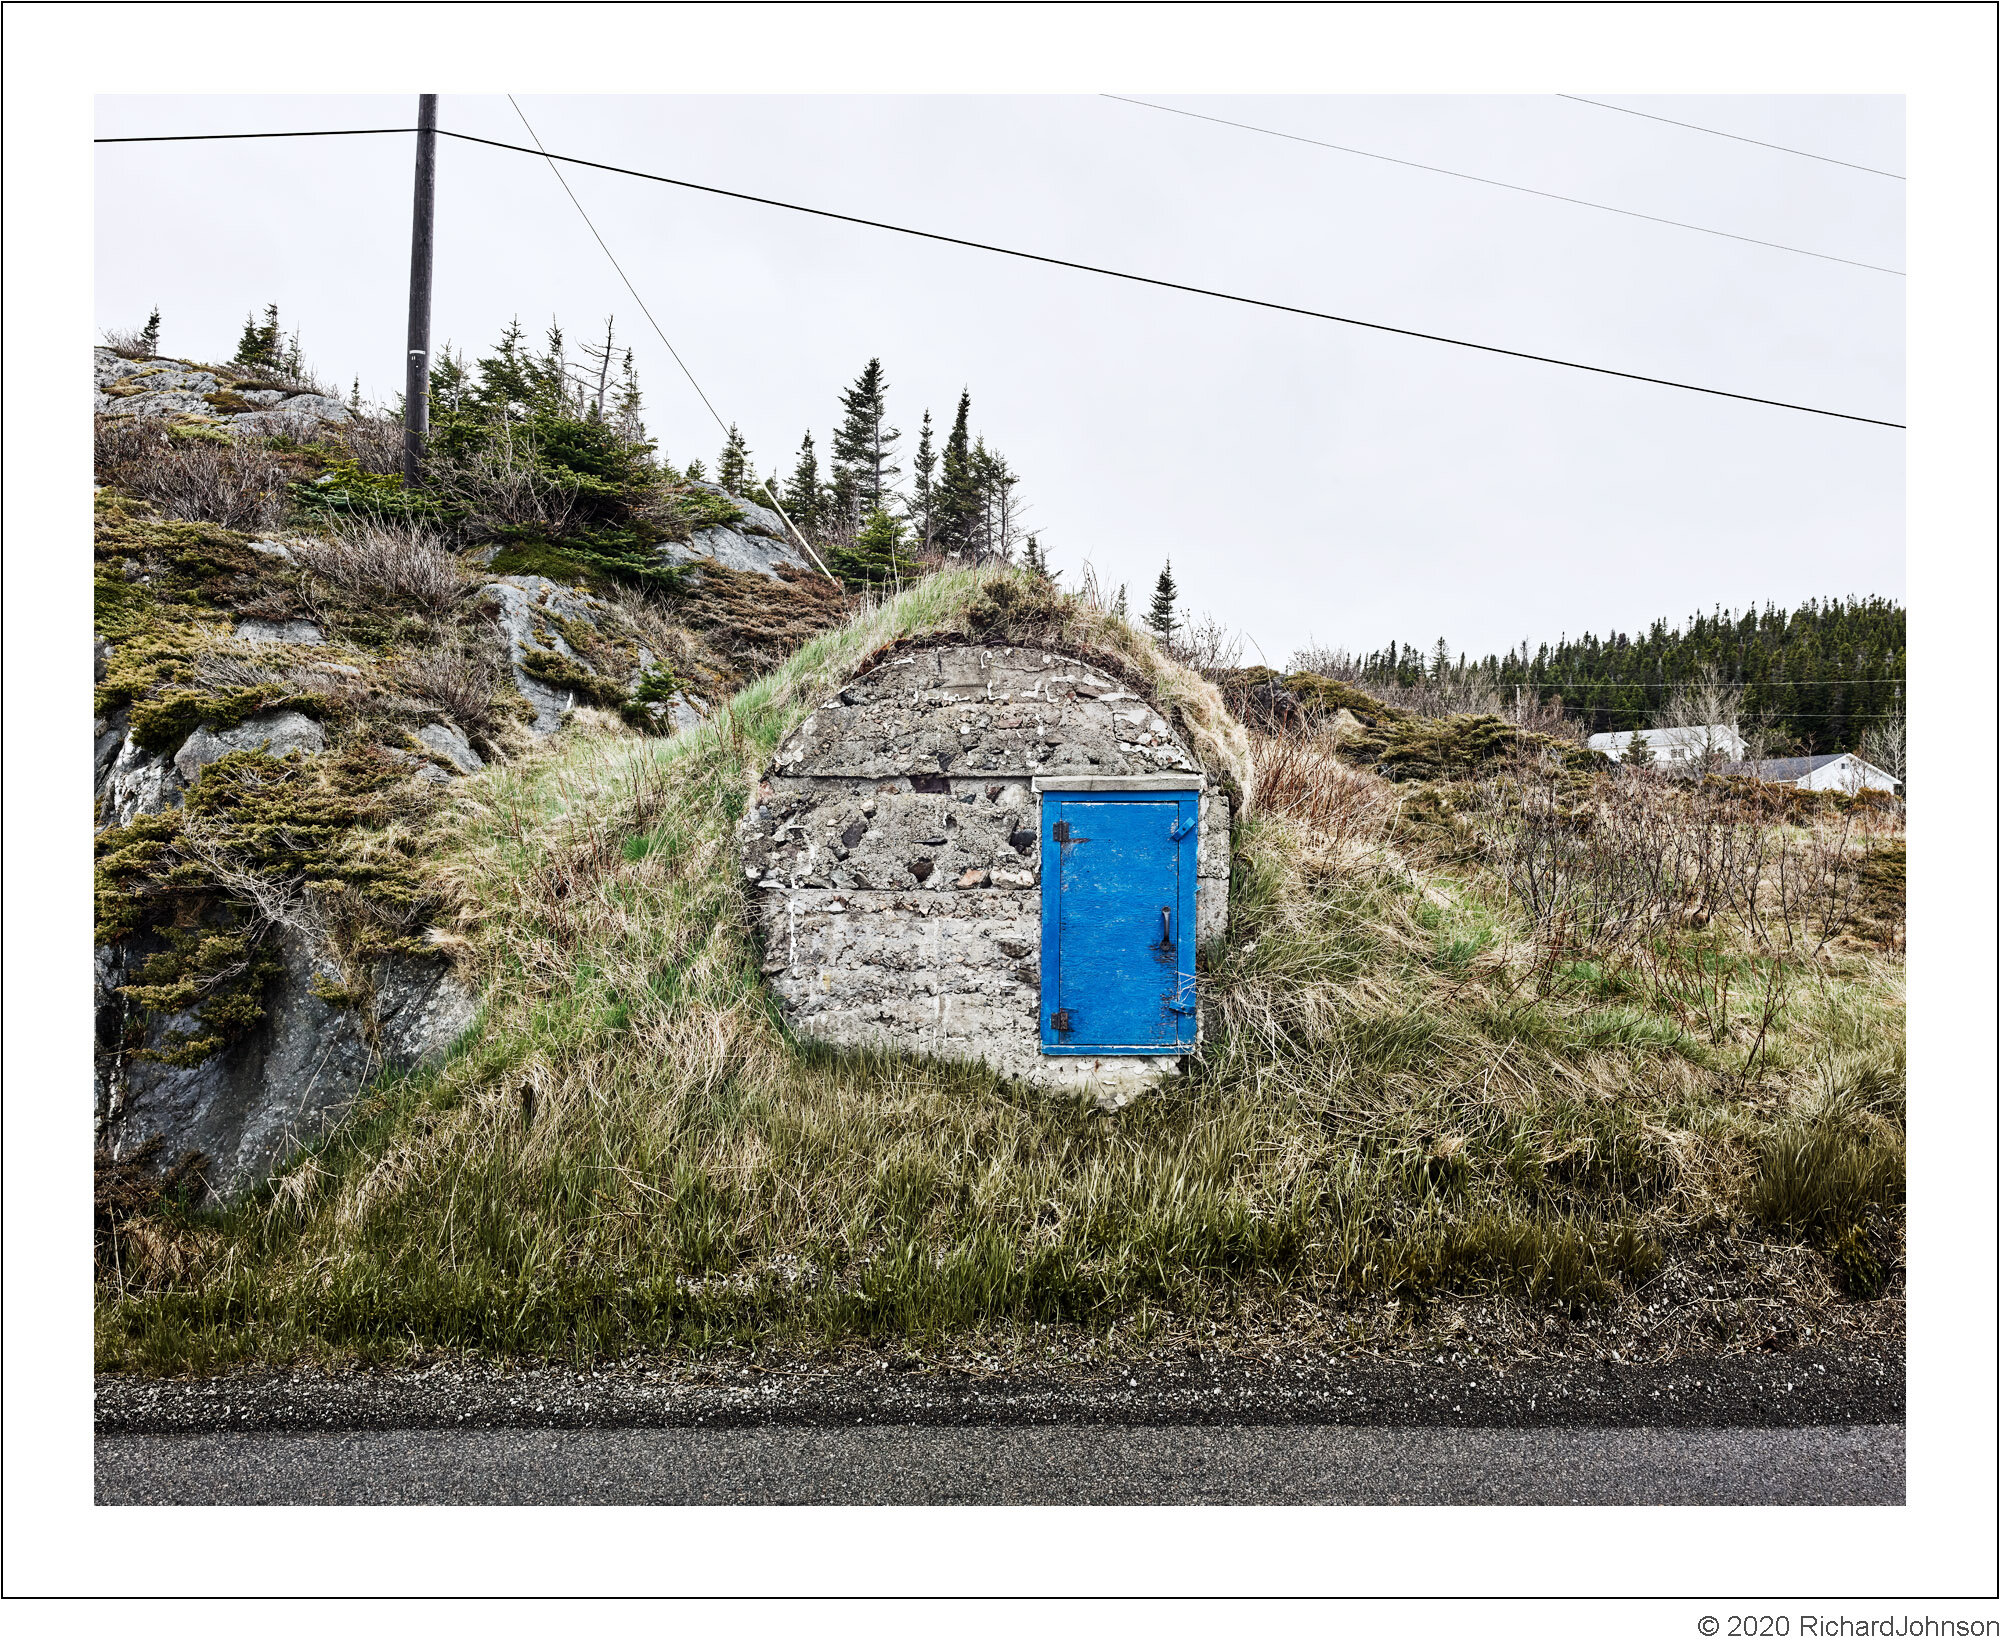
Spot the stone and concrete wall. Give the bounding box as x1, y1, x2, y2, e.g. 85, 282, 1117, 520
736, 643, 1230, 1101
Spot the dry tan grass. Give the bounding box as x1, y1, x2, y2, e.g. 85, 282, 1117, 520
1248, 729, 1396, 864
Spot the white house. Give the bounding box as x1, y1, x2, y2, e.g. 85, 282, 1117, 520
1588, 725, 1746, 766
1722, 753, 1903, 795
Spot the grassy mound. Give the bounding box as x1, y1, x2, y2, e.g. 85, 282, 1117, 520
96, 571, 1903, 1372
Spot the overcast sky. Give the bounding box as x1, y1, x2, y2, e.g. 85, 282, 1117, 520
94, 93, 1904, 664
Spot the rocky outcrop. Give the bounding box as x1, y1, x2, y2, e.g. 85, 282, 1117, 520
414, 722, 484, 775
97, 709, 327, 829
95, 347, 350, 429
97, 932, 475, 1195
175, 709, 326, 785
660, 485, 815, 578
92, 338, 813, 1189
481, 576, 604, 735
235, 618, 324, 646
101, 727, 185, 828
481, 573, 705, 737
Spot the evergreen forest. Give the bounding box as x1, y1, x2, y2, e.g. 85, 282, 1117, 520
1327, 598, 1905, 753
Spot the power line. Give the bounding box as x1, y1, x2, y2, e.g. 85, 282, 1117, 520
94, 124, 1906, 432
503, 99, 730, 439
1556, 96, 1905, 181
1103, 95, 1902, 277
95, 126, 418, 142
500, 97, 835, 584
506, 102, 843, 584
435, 130, 1906, 431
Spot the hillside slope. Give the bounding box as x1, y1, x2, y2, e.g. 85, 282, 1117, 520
96, 565, 1904, 1374
93, 348, 848, 1190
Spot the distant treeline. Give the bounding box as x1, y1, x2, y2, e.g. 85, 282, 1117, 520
1349, 597, 1905, 753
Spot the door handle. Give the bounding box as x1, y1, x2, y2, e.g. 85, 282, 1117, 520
1161, 907, 1172, 946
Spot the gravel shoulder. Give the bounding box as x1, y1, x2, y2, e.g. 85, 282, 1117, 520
97, 1342, 1902, 1435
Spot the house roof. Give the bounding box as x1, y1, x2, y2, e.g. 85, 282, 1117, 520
1721, 753, 1901, 787
1587, 725, 1740, 750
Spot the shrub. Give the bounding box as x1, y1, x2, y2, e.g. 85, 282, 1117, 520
1479, 771, 1865, 965
94, 416, 298, 532
293, 516, 470, 621
101, 312, 161, 360
321, 414, 408, 478
393, 640, 509, 745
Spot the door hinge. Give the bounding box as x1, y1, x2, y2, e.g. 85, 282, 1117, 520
1050, 1008, 1073, 1033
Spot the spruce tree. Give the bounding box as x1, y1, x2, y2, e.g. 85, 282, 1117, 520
717, 424, 752, 493
428, 347, 472, 437
1146, 562, 1180, 640
907, 409, 936, 555
829, 357, 901, 524
936, 390, 977, 558
1623, 730, 1657, 769
233, 304, 283, 371
137, 307, 161, 356
472, 318, 535, 421
1113, 584, 1128, 620
783, 432, 822, 534
832, 505, 916, 588
970, 440, 1022, 560
611, 349, 645, 442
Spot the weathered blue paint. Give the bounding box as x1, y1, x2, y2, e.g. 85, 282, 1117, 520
1039, 790, 1199, 1055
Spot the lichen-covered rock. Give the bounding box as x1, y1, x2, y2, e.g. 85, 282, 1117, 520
663, 522, 814, 578
480, 576, 608, 735
737, 642, 1231, 1104
173, 709, 326, 785
415, 721, 484, 775
234, 395, 353, 432
101, 732, 186, 827
234, 617, 324, 646
96, 934, 475, 1195
655, 482, 814, 578
92, 347, 351, 427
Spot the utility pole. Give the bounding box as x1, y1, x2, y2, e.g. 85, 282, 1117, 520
402, 93, 438, 486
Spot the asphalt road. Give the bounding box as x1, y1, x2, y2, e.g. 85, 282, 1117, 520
96, 1421, 1904, 1505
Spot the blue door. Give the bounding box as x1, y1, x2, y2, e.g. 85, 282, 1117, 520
1040, 790, 1199, 1054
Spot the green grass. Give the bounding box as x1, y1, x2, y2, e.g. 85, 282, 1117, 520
94, 570, 1906, 1372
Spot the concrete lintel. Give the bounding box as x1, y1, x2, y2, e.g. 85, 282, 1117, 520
1031, 774, 1204, 792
